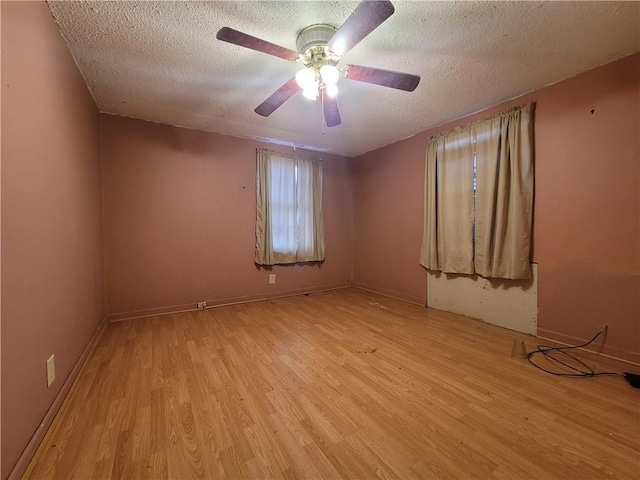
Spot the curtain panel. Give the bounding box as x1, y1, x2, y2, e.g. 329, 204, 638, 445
474, 106, 534, 279
420, 104, 534, 280
420, 128, 475, 274
255, 148, 325, 265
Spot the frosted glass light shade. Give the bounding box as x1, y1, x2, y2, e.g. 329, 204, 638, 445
326, 83, 338, 98
320, 65, 340, 85
295, 67, 316, 89
303, 83, 319, 100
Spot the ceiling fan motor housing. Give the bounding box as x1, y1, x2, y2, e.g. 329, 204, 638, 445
296, 24, 339, 65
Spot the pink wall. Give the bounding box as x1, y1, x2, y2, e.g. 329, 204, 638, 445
100, 115, 353, 317
1, 2, 105, 478
350, 135, 428, 304
533, 53, 639, 362
352, 53, 639, 362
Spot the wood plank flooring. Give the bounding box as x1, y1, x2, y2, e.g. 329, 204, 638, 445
24, 287, 639, 479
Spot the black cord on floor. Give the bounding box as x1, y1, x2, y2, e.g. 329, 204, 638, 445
527, 326, 620, 377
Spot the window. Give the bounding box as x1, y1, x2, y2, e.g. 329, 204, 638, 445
420, 104, 534, 279
255, 148, 325, 265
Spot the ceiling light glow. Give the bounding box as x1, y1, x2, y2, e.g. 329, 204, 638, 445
329, 40, 345, 57
303, 84, 319, 100
295, 67, 316, 89
320, 65, 340, 85
297, 64, 339, 102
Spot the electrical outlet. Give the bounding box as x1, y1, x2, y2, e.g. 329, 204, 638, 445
197, 301, 206, 310
46, 355, 55, 388
268, 274, 276, 284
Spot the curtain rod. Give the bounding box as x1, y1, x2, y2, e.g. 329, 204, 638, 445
428, 102, 535, 141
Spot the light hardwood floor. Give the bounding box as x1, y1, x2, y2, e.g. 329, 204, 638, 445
25, 287, 639, 479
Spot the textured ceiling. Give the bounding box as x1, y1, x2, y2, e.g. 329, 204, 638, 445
47, 1, 639, 157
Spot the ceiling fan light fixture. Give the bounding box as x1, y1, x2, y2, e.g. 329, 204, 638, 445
303, 83, 319, 100
295, 67, 317, 89
319, 64, 340, 85
217, 0, 420, 125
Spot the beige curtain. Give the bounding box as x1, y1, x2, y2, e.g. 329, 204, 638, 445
420, 104, 534, 280
474, 105, 534, 279
255, 148, 273, 264
420, 128, 475, 273
255, 148, 325, 265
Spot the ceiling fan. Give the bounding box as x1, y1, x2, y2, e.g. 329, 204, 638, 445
216, 0, 420, 128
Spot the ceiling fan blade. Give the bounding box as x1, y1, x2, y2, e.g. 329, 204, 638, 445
322, 90, 341, 127
254, 78, 300, 117
327, 0, 395, 57
216, 27, 299, 62
343, 64, 420, 92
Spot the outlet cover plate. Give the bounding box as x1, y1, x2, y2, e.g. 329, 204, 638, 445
269, 274, 276, 284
